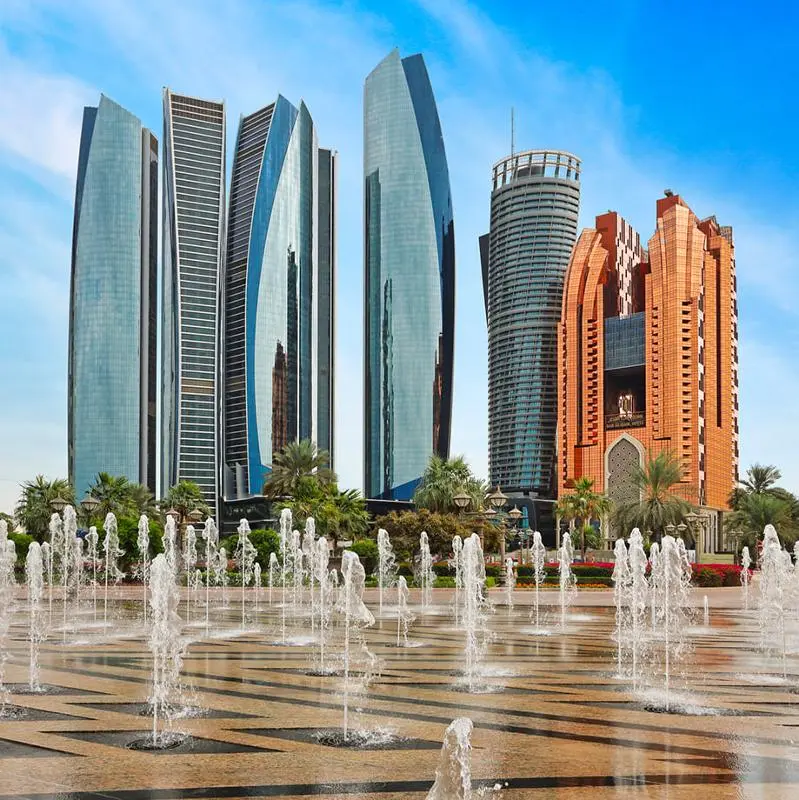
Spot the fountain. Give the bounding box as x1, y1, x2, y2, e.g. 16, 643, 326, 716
137, 515, 150, 624
557, 531, 576, 629
290, 529, 303, 618
417, 531, 435, 612
215, 547, 229, 607
741, 546, 751, 610
648, 541, 661, 628
142, 553, 184, 749
452, 535, 463, 626
201, 517, 218, 635
41, 540, 52, 625
163, 516, 177, 575
268, 552, 279, 606
25, 542, 46, 692
651, 534, 693, 710
302, 521, 316, 631
759, 524, 792, 678
530, 530, 547, 631
627, 529, 648, 688
336, 550, 375, 741
0, 521, 14, 711
182, 525, 197, 624
253, 563, 262, 619
314, 536, 333, 672
47, 513, 61, 624
503, 557, 515, 609
461, 533, 488, 691
611, 538, 630, 677
376, 528, 396, 616
62, 506, 77, 638
102, 512, 124, 628
72, 535, 84, 617
234, 519, 256, 628
396, 576, 415, 647
703, 595, 709, 627
85, 527, 99, 622
426, 717, 474, 800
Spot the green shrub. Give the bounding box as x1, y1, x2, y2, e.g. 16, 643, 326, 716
485, 565, 500, 578
485, 577, 496, 588
349, 538, 379, 574
397, 561, 413, 578
433, 576, 456, 588
433, 561, 454, 577
694, 567, 723, 588
116, 516, 164, 573
10, 532, 33, 564
249, 528, 280, 567
517, 565, 533, 578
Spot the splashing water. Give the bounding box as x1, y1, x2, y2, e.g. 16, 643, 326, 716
612, 538, 630, 678
215, 547, 229, 607
557, 532, 576, 629
47, 513, 62, 625
418, 531, 436, 612
627, 529, 649, 689
302, 521, 316, 632
0, 521, 15, 710
703, 595, 709, 627
148, 554, 184, 747
137, 515, 150, 625
759, 525, 792, 678
376, 529, 397, 616
462, 534, 488, 691
530, 530, 546, 631
183, 525, 198, 623
85, 527, 99, 622
504, 557, 515, 609
268, 552, 279, 606
279, 509, 292, 641
72, 536, 84, 617
163, 516, 178, 575
234, 519, 256, 628
426, 718, 473, 800
336, 551, 375, 740
452, 536, 463, 626
314, 537, 332, 671
102, 513, 124, 629
741, 546, 751, 610
25, 542, 46, 692
396, 575, 415, 647
201, 518, 218, 636
62, 506, 77, 639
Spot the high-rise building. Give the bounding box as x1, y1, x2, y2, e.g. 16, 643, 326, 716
480, 150, 581, 526
68, 94, 158, 499
363, 49, 455, 500
162, 90, 226, 516
557, 194, 738, 551
222, 96, 336, 498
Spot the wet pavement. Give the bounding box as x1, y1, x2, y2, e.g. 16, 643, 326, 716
2, 586, 799, 798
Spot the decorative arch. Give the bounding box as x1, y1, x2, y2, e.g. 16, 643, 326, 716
604, 433, 645, 518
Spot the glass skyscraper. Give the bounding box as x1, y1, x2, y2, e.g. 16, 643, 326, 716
363, 49, 455, 500
162, 91, 226, 516
68, 94, 158, 499
223, 97, 336, 498
480, 150, 581, 503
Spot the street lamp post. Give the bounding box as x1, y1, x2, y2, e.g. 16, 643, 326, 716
508, 506, 522, 563
81, 495, 100, 526
685, 512, 704, 564
453, 491, 471, 515
50, 496, 68, 514
486, 487, 508, 562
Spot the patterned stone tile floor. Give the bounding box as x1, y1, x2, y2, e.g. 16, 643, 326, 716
2, 586, 799, 798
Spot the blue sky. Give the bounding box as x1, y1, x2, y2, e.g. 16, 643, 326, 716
0, 0, 796, 512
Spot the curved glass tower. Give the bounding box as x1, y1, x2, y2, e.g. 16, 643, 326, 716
162, 91, 226, 516
223, 97, 336, 498
364, 49, 455, 500
68, 94, 158, 499
480, 150, 580, 498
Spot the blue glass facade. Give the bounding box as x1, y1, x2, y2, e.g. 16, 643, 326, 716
604, 313, 645, 371
68, 94, 157, 499
364, 50, 455, 500
223, 98, 335, 498
162, 92, 226, 516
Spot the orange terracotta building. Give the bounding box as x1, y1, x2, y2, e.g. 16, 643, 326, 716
557, 194, 738, 551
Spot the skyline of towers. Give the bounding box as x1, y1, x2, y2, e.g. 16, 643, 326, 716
558, 195, 738, 549
363, 49, 455, 501
222, 96, 336, 499
480, 150, 581, 517
68, 94, 158, 499
161, 90, 227, 517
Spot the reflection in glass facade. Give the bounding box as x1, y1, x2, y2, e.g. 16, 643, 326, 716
223, 97, 336, 498
364, 50, 455, 500
162, 91, 226, 516
480, 150, 580, 497
68, 94, 157, 499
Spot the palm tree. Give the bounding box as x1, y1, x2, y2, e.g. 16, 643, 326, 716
262, 440, 335, 498
413, 454, 486, 513
741, 464, 782, 495
14, 475, 75, 541
88, 472, 133, 518
161, 481, 210, 519
557, 477, 611, 558
727, 492, 796, 550
612, 450, 694, 539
